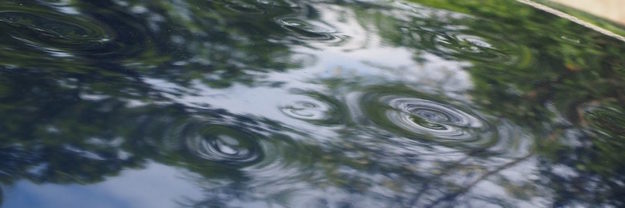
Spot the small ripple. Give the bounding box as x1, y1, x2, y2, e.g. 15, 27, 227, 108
279, 93, 346, 125
431, 32, 508, 62
436, 34, 500, 55
275, 16, 342, 42
186, 127, 261, 164
402, 26, 524, 63
166, 119, 263, 166
281, 100, 329, 120
223, 0, 265, 14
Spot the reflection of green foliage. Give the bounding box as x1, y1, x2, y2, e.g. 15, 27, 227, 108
1, 0, 625, 207
369, 0, 625, 206
0, 0, 295, 186
400, 0, 625, 130
584, 104, 625, 172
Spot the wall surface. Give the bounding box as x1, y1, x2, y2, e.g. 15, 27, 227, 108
551, 0, 625, 25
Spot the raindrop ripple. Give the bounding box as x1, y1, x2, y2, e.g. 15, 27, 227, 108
350, 89, 503, 150
0, 2, 153, 60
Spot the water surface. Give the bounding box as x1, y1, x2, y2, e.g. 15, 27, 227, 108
1, 0, 625, 207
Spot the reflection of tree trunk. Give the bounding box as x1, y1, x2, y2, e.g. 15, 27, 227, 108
425, 153, 534, 208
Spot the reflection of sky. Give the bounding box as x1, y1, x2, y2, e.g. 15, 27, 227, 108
3, 162, 203, 208
282, 4, 474, 95
144, 2, 475, 122
472, 157, 551, 208
133, 2, 481, 170
1, 1, 538, 207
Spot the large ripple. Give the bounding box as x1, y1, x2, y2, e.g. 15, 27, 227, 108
385, 97, 485, 141
150, 115, 319, 182
347, 87, 527, 155
145, 115, 323, 200
0, 2, 153, 63
0, 10, 110, 46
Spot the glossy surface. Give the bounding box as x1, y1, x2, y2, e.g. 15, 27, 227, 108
1, 0, 624, 207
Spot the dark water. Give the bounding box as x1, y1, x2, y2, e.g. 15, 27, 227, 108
1, 0, 625, 207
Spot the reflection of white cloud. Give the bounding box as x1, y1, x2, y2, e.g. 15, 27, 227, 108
472, 157, 553, 208
3, 162, 203, 208
274, 4, 474, 97
169, 83, 341, 140
141, 1, 476, 135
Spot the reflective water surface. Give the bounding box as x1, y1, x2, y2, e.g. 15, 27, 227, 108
1, 0, 625, 207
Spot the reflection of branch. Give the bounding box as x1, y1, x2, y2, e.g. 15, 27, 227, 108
425, 153, 533, 208
408, 149, 487, 206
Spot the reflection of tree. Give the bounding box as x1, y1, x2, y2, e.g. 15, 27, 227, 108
0, 0, 307, 196
1, 0, 302, 90
376, 0, 625, 206
0, 0, 624, 207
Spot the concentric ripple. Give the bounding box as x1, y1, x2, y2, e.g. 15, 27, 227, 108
0, 4, 112, 55
142, 114, 324, 196
435, 33, 502, 58
164, 119, 263, 166
151, 115, 320, 173
348, 88, 501, 149
279, 93, 346, 124
281, 100, 329, 120
0, 2, 153, 62
427, 31, 509, 62
275, 16, 341, 41
401, 25, 529, 64
0, 11, 110, 45
223, 0, 265, 14
385, 97, 484, 140
185, 125, 262, 164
